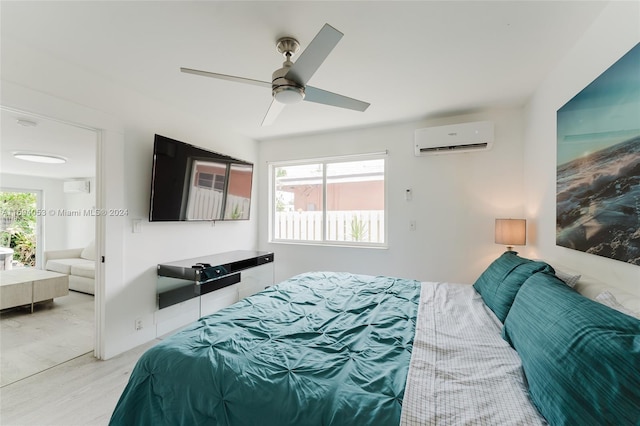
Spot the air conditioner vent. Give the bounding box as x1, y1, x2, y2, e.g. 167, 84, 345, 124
419, 142, 489, 154
414, 121, 494, 156
63, 180, 90, 193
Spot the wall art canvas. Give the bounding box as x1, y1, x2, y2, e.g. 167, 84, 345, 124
556, 42, 640, 265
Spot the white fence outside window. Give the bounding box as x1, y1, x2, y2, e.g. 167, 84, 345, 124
186, 187, 224, 220
274, 210, 385, 243
225, 194, 251, 219
186, 188, 251, 220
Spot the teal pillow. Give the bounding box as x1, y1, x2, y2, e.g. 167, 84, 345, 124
503, 272, 640, 425
473, 251, 553, 322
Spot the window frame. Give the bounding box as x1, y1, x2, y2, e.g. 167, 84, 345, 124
269, 151, 388, 249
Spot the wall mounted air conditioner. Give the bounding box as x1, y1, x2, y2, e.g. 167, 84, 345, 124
63, 180, 90, 193
414, 121, 494, 156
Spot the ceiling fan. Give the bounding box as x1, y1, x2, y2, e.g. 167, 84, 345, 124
181, 23, 370, 126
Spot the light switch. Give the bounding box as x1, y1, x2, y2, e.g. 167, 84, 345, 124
132, 219, 143, 233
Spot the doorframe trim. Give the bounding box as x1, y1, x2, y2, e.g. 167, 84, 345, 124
1, 83, 123, 360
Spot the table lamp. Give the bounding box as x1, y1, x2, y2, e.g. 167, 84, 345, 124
495, 218, 526, 251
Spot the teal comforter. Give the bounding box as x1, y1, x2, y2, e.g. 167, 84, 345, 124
110, 272, 421, 426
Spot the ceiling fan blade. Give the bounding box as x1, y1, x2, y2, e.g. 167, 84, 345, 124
261, 99, 286, 126
285, 24, 343, 86
304, 86, 370, 112
180, 67, 271, 89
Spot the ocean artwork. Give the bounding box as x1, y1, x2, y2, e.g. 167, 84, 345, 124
556, 43, 640, 265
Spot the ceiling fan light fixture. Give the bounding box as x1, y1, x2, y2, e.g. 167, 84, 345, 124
13, 152, 67, 164
273, 85, 305, 104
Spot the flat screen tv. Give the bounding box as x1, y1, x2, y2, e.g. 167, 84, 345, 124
149, 134, 253, 221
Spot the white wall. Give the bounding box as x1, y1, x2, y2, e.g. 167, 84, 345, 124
2, 38, 259, 358
63, 178, 96, 249
523, 1, 640, 294
258, 108, 527, 284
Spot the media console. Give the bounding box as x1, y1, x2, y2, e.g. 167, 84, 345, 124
155, 250, 274, 336
157, 250, 273, 315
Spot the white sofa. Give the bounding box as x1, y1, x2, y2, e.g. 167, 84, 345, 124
43, 242, 95, 295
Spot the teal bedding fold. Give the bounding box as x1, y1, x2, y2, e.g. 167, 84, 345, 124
110, 272, 421, 426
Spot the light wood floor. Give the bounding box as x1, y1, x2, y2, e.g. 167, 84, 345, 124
0, 339, 160, 426
1, 291, 94, 386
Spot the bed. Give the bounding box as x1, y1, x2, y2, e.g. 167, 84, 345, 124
110, 254, 640, 426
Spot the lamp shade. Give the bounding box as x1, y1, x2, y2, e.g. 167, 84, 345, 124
495, 219, 526, 249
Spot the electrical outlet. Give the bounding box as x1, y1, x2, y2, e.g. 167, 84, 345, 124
135, 318, 143, 331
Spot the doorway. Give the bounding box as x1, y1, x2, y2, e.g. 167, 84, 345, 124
0, 107, 98, 386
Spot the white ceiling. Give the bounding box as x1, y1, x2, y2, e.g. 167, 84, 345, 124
1, 108, 97, 179
0, 1, 608, 173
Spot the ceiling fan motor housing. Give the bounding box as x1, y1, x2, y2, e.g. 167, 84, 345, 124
272, 60, 305, 104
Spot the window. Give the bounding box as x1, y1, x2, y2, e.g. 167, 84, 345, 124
196, 172, 226, 191
0, 190, 40, 267
271, 153, 386, 247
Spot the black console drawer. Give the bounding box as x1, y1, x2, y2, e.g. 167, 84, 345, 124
257, 254, 274, 265
199, 272, 241, 295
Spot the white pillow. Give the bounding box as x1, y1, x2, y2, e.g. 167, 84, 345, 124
80, 240, 96, 261
595, 291, 638, 318
555, 269, 581, 288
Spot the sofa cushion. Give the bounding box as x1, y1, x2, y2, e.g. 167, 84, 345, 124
46, 258, 91, 275
70, 262, 95, 279
473, 251, 553, 322
502, 271, 640, 426
80, 240, 96, 261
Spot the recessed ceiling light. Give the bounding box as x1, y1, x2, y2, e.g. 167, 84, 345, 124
13, 152, 67, 164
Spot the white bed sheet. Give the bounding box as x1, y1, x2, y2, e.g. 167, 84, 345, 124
400, 282, 546, 425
